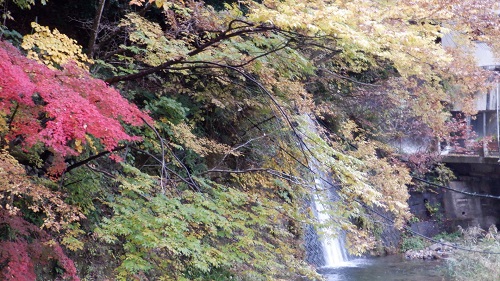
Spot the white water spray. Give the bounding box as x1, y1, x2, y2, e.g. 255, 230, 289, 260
302, 114, 350, 267
312, 179, 349, 267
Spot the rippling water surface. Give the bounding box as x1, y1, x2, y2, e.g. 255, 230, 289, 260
318, 255, 450, 281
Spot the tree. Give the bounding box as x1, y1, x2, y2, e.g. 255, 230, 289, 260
0, 38, 151, 175
1, 0, 500, 280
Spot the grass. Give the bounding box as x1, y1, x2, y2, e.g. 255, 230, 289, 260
444, 225, 500, 281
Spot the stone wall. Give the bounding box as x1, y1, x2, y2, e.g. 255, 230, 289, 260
409, 160, 500, 234
443, 179, 500, 229
438, 160, 500, 230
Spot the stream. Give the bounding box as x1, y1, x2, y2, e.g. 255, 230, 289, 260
318, 255, 450, 281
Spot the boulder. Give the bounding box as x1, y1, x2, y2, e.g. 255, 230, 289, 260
404, 241, 454, 260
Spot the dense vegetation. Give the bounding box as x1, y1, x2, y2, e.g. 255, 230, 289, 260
1, 0, 499, 280
445, 226, 500, 281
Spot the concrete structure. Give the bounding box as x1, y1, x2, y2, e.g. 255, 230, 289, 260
441, 166, 500, 229
439, 37, 500, 230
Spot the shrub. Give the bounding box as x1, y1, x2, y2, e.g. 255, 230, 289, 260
0, 210, 79, 281
400, 234, 427, 252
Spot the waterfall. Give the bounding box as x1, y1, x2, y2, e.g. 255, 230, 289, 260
313, 191, 349, 266
304, 181, 350, 267
309, 178, 349, 267
302, 114, 349, 268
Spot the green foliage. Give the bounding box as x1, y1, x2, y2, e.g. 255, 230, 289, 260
95, 164, 317, 280
145, 96, 188, 125
0, 28, 23, 46
424, 202, 441, 219
183, 266, 234, 281
433, 231, 461, 242
400, 233, 427, 252
63, 168, 103, 215
11, 0, 46, 9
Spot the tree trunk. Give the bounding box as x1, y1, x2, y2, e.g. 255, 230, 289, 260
87, 0, 106, 58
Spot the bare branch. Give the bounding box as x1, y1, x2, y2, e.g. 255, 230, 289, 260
65, 145, 126, 173
320, 67, 381, 87
87, 0, 106, 57
213, 134, 268, 170
104, 24, 277, 84
129, 146, 196, 190
140, 117, 168, 194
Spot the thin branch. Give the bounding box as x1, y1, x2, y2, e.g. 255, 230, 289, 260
129, 146, 196, 190
213, 134, 268, 169
203, 168, 306, 186
241, 116, 276, 137
226, 40, 292, 68
320, 67, 381, 87
140, 117, 167, 193
163, 139, 201, 192
86, 163, 116, 178
105, 24, 276, 84
204, 168, 270, 174
227, 19, 255, 30
65, 145, 126, 173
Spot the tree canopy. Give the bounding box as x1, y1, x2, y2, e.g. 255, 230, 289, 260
0, 0, 499, 280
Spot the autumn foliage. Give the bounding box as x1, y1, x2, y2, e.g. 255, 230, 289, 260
0, 0, 500, 279
0, 41, 151, 175
0, 210, 79, 281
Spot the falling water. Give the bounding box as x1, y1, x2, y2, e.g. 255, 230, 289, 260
302, 114, 350, 267
304, 181, 350, 267
311, 177, 349, 267
312, 186, 349, 266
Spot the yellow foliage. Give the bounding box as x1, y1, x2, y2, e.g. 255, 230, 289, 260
342, 121, 412, 226
246, 0, 453, 79
0, 150, 85, 249
171, 122, 240, 157
0, 111, 8, 140
118, 13, 189, 66
21, 22, 93, 70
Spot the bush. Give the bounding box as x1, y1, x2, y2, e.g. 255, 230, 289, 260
445, 243, 500, 281
433, 231, 461, 242
444, 225, 500, 281
400, 234, 427, 252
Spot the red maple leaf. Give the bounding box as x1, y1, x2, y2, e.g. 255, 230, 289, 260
0, 41, 153, 175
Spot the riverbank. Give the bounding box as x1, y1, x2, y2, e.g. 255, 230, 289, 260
442, 225, 500, 281
402, 225, 500, 281
404, 240, 454, 260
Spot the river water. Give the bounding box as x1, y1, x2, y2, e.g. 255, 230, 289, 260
318, 255, 450, 281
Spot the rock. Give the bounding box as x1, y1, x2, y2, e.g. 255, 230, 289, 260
428, 243, 442, 251
405, 250, 416, 259
432, 252, 443, 259
404, 241, 455, 260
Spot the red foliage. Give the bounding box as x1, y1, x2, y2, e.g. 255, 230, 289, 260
0, 211, 80, 280
0, 41, 152, 174
444, 114, 482, 155
0, 241, 36, 281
